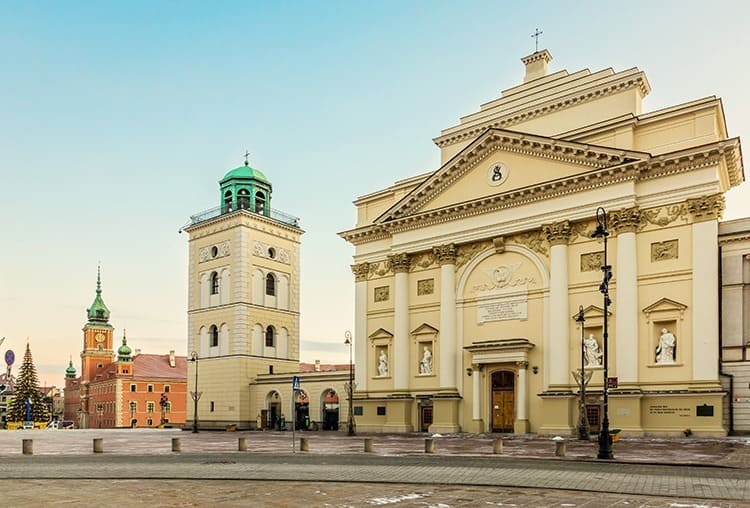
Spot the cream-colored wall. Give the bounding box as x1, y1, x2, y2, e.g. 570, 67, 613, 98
424, 151, 591, 213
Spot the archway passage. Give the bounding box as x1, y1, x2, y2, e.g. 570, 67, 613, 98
491, 370, 515, 432
264, 391, 281, 430
295, 390, 310, 430
321, 389, 339, 430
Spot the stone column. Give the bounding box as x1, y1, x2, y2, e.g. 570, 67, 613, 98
543, 221, 572, 389
610, 207, 641, 385
688, 195, 724, 382
433, 244, 458, 391
389, 253, 411, 391
515, 361, 529, 433
351, 262, 370, 391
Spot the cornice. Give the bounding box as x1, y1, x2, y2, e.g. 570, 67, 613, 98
433, 73, 650, 148
184, 209, 305, 239
387, 129, 646, 223
340, 139, 741, 246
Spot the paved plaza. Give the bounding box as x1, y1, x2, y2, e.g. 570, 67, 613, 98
0, 429, 747, 507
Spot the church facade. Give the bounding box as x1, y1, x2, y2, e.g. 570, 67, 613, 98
340, 49, 744, 436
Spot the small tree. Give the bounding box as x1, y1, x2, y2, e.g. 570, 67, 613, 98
9, 343, 50, 422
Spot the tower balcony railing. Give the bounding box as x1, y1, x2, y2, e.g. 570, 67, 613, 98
188, 202, 300, 229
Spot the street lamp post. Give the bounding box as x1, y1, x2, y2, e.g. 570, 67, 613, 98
592, 207, 614, 459
190, 351, 202, 433
344, 331, 356, 436
574, 305, 590, 440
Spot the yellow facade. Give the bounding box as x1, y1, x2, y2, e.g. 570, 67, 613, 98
341, 50, 743, 436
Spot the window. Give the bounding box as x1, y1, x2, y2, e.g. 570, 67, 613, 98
237, 188, 250, 210
265, 273, 276, 296
147, 384, 154, 393
210, 325, 219, 347
223, 190, 233, 212
147, 418, 153, 426
164, 402, 172, 414
255, 191, 265, 213
210, 271, 219, 295
164, 385, 170, 393
268, 247, 276, 259
130, 384, 137, 392
147, 402, 155, 413
265, 326, 275, 347
210, 401, 215, 412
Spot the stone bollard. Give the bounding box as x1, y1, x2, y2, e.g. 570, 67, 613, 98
554, 438, 566, 457
93, 438, 104, 454
172, 438, 181, 453
238, 437, 247, 451
300, 437, 309, 452
424, 438, 435, 454
364, 438, 373, 453
493, 438, 503, 455
22, 439, 33, 455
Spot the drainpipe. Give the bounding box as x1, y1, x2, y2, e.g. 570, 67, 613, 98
718, 245, 735, 435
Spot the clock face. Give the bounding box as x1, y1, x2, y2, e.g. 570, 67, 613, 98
95, 333, 105, 343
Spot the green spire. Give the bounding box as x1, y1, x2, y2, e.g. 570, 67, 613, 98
117, 329, 132, 362
86, 265, 110, 324
65, 357, 77, 379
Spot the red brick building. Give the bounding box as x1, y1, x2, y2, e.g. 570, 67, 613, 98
64, 269, 187, 428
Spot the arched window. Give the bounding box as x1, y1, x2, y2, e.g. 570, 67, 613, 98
237, 188, 250, 210
223, 190, 233, 212
210, 271, 219, 295
209, 325, 219, 347
255, 191, 266, 214
265, 325, 275, 347
265, 273, 276, 296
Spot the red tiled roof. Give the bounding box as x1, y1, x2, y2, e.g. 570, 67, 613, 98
132, 354, 187, 380
299, 363, 352, 373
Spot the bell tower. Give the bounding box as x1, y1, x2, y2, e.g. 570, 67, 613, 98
183, 155, 303, 429
81, 266, 114, 383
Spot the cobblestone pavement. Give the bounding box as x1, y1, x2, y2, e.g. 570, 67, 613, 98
0, 429, 747, 506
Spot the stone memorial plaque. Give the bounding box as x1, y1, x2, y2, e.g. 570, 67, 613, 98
477, 295, 527, 323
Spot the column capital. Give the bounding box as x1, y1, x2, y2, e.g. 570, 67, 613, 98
687, 194, 725, 222
351, 262, 370, 282
388, 253, 411, 273
433, 243, 457, 265
516, 361, 529, 369
609, 206, 642, 234
542, 220, 572, 246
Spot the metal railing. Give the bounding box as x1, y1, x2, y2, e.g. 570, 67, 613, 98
188, 203, 300, 229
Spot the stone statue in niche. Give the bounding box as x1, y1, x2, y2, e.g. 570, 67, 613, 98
377, 350, 388, 377
655, 328, 676, 364
419, 346, 433, 375
584, 334, 603, 367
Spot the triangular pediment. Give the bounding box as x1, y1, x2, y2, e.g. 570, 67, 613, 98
642, 298, 688, 315
368, 328, 393, 340
571, 305, 612, 321
375, 128, 647, 224
411, 323, 438, 336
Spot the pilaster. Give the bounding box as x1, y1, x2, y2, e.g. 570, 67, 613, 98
433, 244, 458, 392
543, 221, 572, 388
388, 253, 411, 390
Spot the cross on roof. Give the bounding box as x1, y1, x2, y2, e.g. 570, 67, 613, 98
243, 150, 250, 166
531, 28, 543, 52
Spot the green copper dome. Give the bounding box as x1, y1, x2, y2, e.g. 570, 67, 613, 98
86, 266, 110, 324
65, 359, 77, 379
117, 332, 132, 362
220, 165, 269, 185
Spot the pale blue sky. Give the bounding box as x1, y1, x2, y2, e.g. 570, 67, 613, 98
1, 1, 748, 386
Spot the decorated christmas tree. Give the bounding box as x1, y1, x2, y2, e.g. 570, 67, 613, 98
9, 342, 50, 422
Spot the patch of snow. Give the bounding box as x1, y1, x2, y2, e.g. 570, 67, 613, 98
552, 436, 565, 441
368, 493, 429, 505
669, 504, 714, 508
431, 433, 443, 437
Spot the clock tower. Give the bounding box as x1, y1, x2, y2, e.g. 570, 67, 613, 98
81, 266, 114, 383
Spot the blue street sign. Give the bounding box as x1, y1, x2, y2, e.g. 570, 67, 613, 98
5, 350, 14, 366
292, 375, 300, 391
